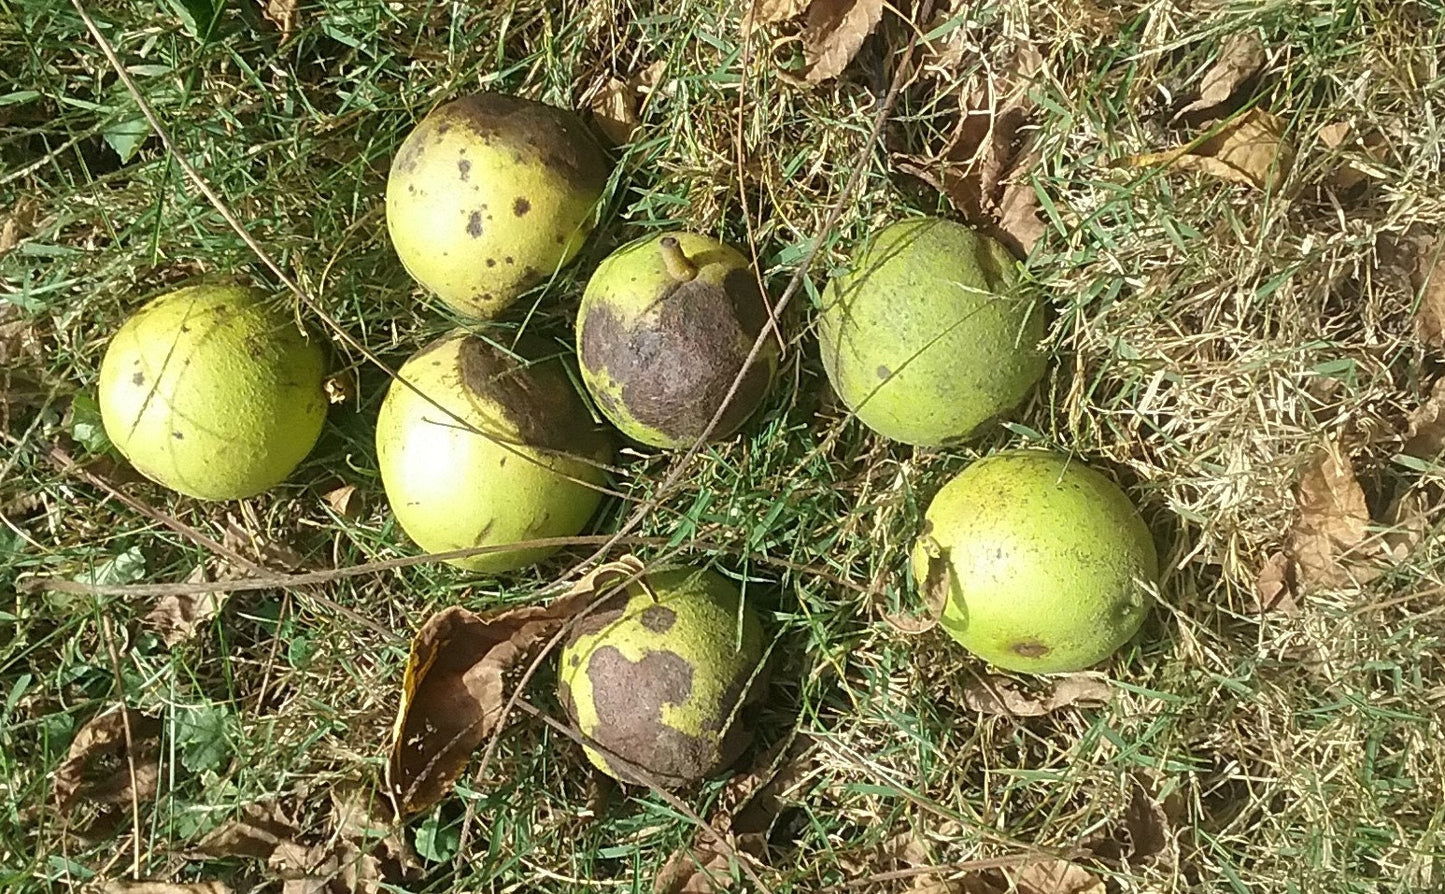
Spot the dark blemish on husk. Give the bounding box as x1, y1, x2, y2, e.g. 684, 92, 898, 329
584, 646, 719, 786
131, 371, 145, 386
393, 133, 424, 175
504, 256, 514, 265
877, 365, 891, 379
1012, 640, 1051, 659
578, 267, 773, 443
513, 197, 531, 216
437, 122, 451, 135
453, 335, 611, 457
172, 431, 184, 440
486, 258, 496, 268
430, 92, 609, 195
640, 605, 677, 634
467, 212, 484, 238
498, 455, 506, 467
458, 158, 471, 180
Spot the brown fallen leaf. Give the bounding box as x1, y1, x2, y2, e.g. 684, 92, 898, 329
996, 149, 1047, 257
591, 78, 641, 146
1412, 234, 1445, 350
959, 859, 1103, 894
100, 883, 233, 894
260, 0, 299, 40
221, 515, 308, 573
1318, 121, 1390, 193
323, 484, 362, 521
1176, 33, 1266, 119
1288, 447, 1370, 589
1121, 108, 1294, 191
895, 48, 1044, 255
884, 540, 949, 634
1252, 551, 1298, 615
744, 0, 811, 27
54, 707, 162, 815
801, 0, 885, 84
1403, 373, 1445, 455
961, 674, 1113, 717
388, 557, 645, 815
198, 800, 299, 859
1012, 860, 1104, 894
0, 197, 39, 258
654, 735, 814, 893
144, 567, 227, 646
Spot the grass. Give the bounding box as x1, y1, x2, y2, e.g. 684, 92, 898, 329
3, 0, 1445, 891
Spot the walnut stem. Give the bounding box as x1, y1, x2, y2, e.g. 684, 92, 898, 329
659, 236, 698, 282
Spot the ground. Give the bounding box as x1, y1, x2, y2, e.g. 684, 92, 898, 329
3, 1, 1445, 892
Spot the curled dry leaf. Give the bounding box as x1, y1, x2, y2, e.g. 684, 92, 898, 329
1175, 32, 1266, 118
1120, 108, 1294, 191
1405, 379, 1445, 459
1412, 235, 1445, 350
1252, 551, 1298, 615
654, 735, 814, 894
1317, 121, 1390, 193
388, 556, 646, 815
1287, 447, 1370, 590
962, 674, 1113, 717
323, 484, 362, 521
884, 542, 949, 634
261, 0, 300, 41
801, 0, 885, 84
744, 0, 811, 27
0, 196, 39, 258
591, 61, 668, 146
54, 707, 162, 815
896, 48, 1044, 256
100, 884, 233, 894
144, 567, 226, 646
960, 860, 1103, 894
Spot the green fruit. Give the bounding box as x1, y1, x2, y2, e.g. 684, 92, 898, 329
819, 217, 1045, 446
558, 567, 767, 788
911, 450, 1157, 673
385, 92, 610, 319
97, 283, 327, 500
375, 331, 613, 573
576, 232, 778, 448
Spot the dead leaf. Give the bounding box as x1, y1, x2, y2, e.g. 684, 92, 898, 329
591, 79, 640, 146
0, 197, 38, 258
1176, 33, 1266, 118
54, 708, 162, 815
197, 800, 299, 860
221, 516, 308, 572
884, 541, 949, 634
388, 556, 646, 815
1252, 551, 1298, 615
324, 370, 357, 405
1318, 122, 1390, 192
996, 150, 1047, 257
1412, 234, 1445, 350
1377, 486, 1431, 562
654, 735, 814, 893
896, 47, 1043, 254
101, 884, 233, 894
1287, 448, 1370, 589
1012, 860, 1104, 894
1120, 774, 1179, 864
801, 0, 885, 84
961, 674, 1113, 717
1120, 108, 1294, 191
144, 567, 226, 646
744, 0, 810, 28
260, 0, 299, 40
323, 484, 362, 521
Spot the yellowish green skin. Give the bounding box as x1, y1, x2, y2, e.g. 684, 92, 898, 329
385, 92, 609, 319
558, 567, 766, 788
97, 283, 327, 500
374, 332, 613, 573
819, 217, 1045, 446
576, 232, 779, 448
911, 450, 1158, 674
